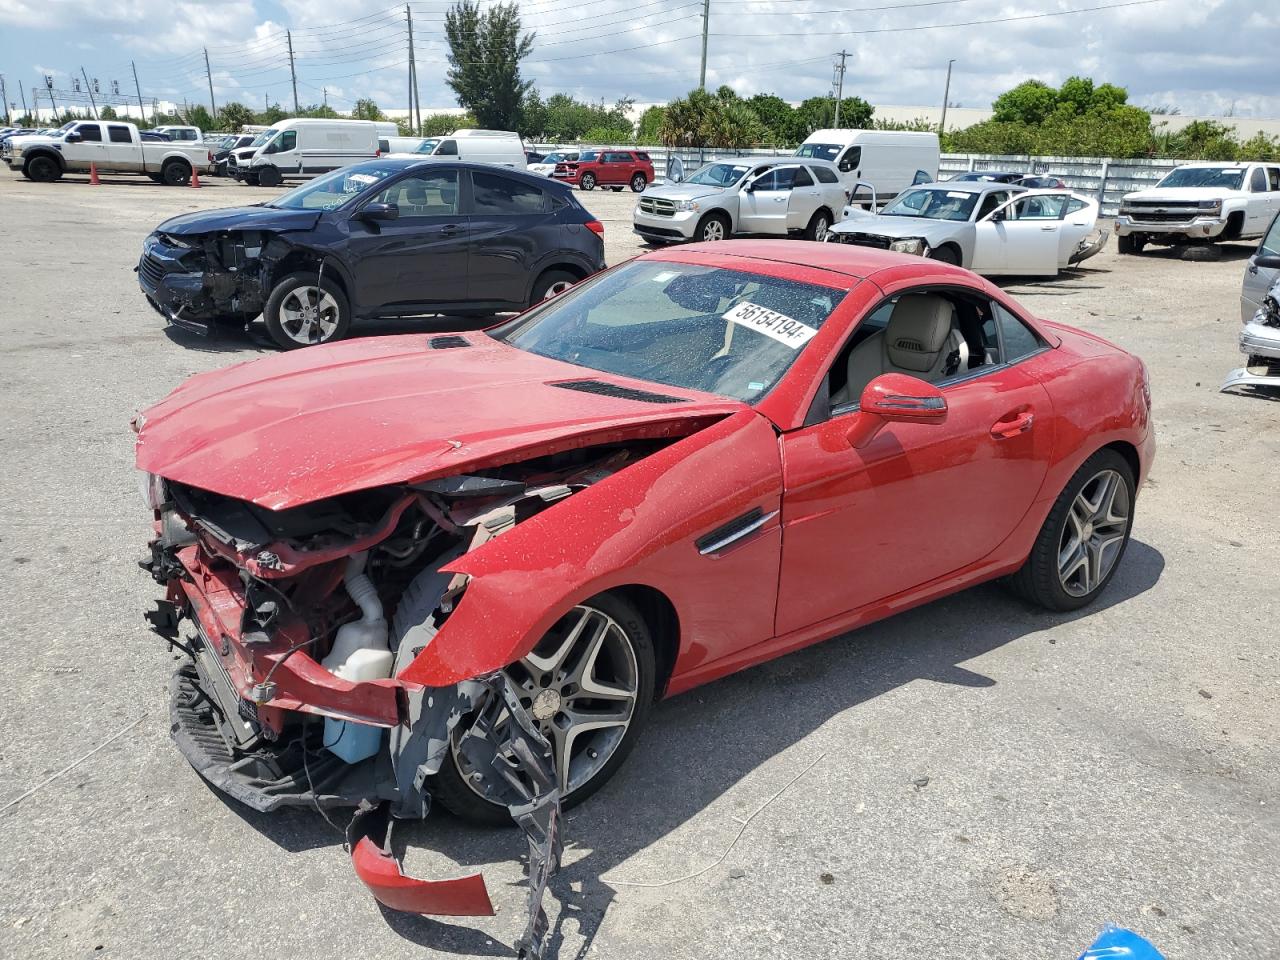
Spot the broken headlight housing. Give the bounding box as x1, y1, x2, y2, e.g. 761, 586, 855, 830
138, 471, 168, 511
890, 238, 928, 256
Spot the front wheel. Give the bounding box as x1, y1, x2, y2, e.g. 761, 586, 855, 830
630, 173, 647, 192
1007, 448, 1136, 612
928, 245, 961, 265
24, 155, 61, 182
432, 593, 657, 824
1117, 234, 1146, 255
579, 172, 596, 191
695, 212, 730, 242
256, 165, 282, 188
263, 271, 351, 349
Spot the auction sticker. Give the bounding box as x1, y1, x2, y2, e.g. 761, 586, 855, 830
723, 301, 817, 349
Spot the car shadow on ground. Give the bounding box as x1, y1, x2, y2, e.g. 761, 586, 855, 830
161, 314, 504, 354
223, 539, 1164, 957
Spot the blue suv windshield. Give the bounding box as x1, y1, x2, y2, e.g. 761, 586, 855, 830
265, 162, 399, 210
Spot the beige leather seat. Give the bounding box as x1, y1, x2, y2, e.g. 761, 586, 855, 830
831, 294, 968, 407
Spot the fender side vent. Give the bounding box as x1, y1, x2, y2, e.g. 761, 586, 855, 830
551, 379, 687, 404
696, 507, 777, 555
429, 335, 470, 349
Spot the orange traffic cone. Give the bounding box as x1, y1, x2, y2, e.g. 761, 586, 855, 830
89, 162, 101, 185
189, 167, 201, 189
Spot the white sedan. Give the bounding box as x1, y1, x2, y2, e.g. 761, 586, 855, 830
825, 181, 1108, 277
528, 150, 579, 177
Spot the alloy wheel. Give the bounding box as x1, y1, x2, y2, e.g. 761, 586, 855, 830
453, 604, 640, 797
278, 286, 340, 345
702, 219, 726, 241
1057, 468, 1130, 597
543, 279, 574, 299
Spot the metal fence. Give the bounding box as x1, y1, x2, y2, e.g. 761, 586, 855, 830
534, 143, 1187, 216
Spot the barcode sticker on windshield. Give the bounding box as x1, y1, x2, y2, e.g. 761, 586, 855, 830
946, 191, 970, 198
723, 301, 817, 349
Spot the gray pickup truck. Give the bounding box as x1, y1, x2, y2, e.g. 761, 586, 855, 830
2, 120, 211, 185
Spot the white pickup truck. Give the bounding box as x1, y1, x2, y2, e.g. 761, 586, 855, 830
1115, 161, 1280, 253
1, 120, 212, 186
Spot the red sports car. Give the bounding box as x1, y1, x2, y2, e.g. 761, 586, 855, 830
135, 240, 1152, 929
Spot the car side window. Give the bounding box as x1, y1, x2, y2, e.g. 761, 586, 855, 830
378, 139, 389, 153
1065, 197, 1088, 215
1250, 167, 1268, 193
372, 170, 459, 217
749, 170, 777, 191
436, 139, 458, 156
273, 130, 296, 152
838, 145, 861, 173
1259, 214, 1280, 258
1269, 167, 1280, 191
471, 171, 549, 214
813, 166, 839, 184
76, 123, 103, 142
977, 191, 1008, 219
994, 303, 1044, 362
1011, 195, 1068, 220
793, 166, 814, 188
773, 167, 797, 190
108, 125, 132, 144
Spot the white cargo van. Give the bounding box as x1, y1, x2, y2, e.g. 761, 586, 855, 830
796, 130, 939, 203
390, 128, 526, 168
228, 118, 380, 186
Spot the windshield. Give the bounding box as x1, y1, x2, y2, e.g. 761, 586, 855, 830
685, 162, 755, 187
543, 152, 575, 163
580, 150, 598, 162
250, 128, 279, 148
412, 138, 441, 155
1157, 166, 1246, 189
265, 162, 398, 211
882, 187, 980, 222
490, 260, 846, 403
796, 143, 841, 162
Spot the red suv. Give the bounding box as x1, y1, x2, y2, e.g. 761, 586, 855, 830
554, 149, 654, 192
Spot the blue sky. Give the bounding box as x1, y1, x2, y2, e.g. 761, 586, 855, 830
2, 0, 1277, 122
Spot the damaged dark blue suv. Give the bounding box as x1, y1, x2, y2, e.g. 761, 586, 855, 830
137, 159, 607, 349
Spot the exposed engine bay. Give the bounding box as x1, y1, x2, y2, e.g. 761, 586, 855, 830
141, 439, 672, 957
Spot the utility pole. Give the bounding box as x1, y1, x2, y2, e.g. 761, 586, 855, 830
833, 50, 848, 127
698, 0, 710, 89
45, 75, 60, 121
322, 87, 328, 108
939, 58, 955, 135
406, 4, 421, 134
287, 30, 299, 114
131, 61, 146, 124
203, 47, 216, 119
80, 67, 99, 119
0, 76, 8, 125
19, 79, 29, 122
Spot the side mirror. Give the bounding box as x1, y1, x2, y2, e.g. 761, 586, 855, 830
66, 131, 82, 143
846, 373, 948, 448
1257, 254, 1280, 269
988, 207, 1007, 222
359, 202, 399, 222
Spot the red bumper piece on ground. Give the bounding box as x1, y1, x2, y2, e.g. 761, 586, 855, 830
351, 838, 495, 916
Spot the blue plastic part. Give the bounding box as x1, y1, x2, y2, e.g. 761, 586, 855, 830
324, 716, 383, 764
1078, 926, 1167, 960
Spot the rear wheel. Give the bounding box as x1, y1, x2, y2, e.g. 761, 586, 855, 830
263, 271, 351, 349
1007, 448, 1136, 612
160, 159, 191, 186
805, 208, 832, 241
431, 593, 657, 824
630, 173, 647, 192
24, 155, 60, 182
579, 172, 596, 191
530, 269, 578, 305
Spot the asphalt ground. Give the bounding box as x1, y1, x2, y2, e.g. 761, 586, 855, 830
1, 170, 1277, 960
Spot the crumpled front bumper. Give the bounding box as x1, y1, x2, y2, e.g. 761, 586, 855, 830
1239, 320, 1280, 361
1069, 228, 1109, 265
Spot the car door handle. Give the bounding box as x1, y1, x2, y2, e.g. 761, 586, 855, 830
439, 223, 463, 234
1039, 225, 1056, 231
991, 411, 1034, 439
1249, 263, 1258, 274
774, 196, 786, 203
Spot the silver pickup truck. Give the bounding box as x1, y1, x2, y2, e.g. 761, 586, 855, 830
2, 120, 211, 185
633, 156, 847, 243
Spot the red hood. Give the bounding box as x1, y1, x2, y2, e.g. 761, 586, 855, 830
135, 334, 745, 510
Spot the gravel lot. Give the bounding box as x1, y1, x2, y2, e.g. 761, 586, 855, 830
1, 170, 1277, 960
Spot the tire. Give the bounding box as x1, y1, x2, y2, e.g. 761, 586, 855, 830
1117, 234, 1145, 255
579, 172, 596, 191
24, 154, 60, 182
695, 212, 730, 243
529, 269, 578, 305
1006, 448, 1136, 612
147, 174, 163, 183
263, 271, 351, 349
160, 160, 191, 186
428, 591, 657, 824
928, 244, 961, 265
805, 208, 833, 241
630, 173, 647, 192
256, 165, 282, 188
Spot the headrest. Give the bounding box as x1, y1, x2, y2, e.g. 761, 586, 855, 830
884, 295, 955, 372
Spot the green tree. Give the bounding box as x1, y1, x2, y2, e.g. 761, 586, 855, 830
188, 104, 214, 132
795, 95, 873, 134
351, 98, 386, 121
257, 102, 288, 125
659, 88, 764, 148
1238, 131, 1280, 161
445, 0, 534, 131
99, 105, 117, 120
992, 79, 1057, 125
218, 102, 255, 132
635, 105, 666, 144
745, 93, 803, 145
299, 103, 339, 119
420, 112, 476, 136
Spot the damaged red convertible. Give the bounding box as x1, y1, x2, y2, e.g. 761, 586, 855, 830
135, 241, 1153, 940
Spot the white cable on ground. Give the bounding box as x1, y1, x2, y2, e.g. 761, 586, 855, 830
0, 715, 147, 815
602, 752, 826, 889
